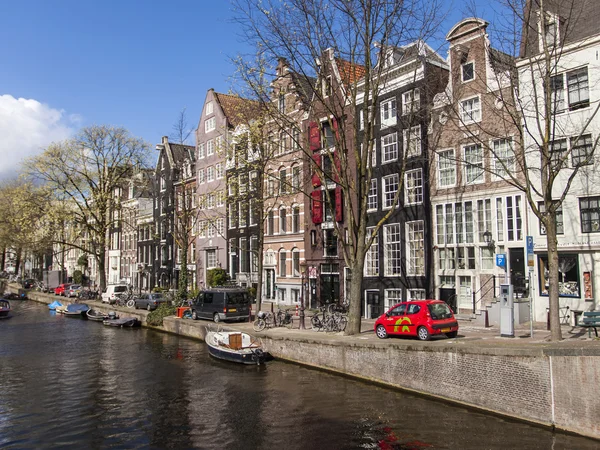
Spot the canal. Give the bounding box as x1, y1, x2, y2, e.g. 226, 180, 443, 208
0, 301, 597, 449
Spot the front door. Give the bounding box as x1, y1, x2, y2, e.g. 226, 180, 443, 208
439, 288, 457, 312
365, 291, 382, 319
509, 248, 526, 297
320, 274, 339, 305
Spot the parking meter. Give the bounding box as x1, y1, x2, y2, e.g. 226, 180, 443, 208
499, 284, 514, 337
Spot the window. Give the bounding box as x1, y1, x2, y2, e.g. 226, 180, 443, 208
367, 179, 378, 211
206, 166, 215, 182
359, 109, 364, 130
198, 168, 205, 184
267, 211, 274, 235
364, 227, 379, 277
206, 193, 215, 209
324, 229, 337, 257
279, 169, 287, 194
207, 221, 215, 238
198, 220, 206, 238
216, 163, 223, 179
460, 96, 481, 124
205, 117, 216, 132
322, 121, 334, 148
538, 201, 564, 235
402, 89, 420, 115
477, 199, 492, 243
438, 149, 456, 187
408, 289, 426, 301
384, 224, 402, 276
239, 202, 247, 227
206, 249, 217, 268
539, 254, 579, 297
380, 98, 397, 128
250, 236, 258, 272
216, 190, 224, 207
228, 203, 237, 229
403, 125, 421, 158
216, 218, 224, 236
550, 67, 590, 113
493, 138, 514, 179
580, 197, 600, 233
278, 93, 285, 112
293, 128, 300, 149
436, 201, 474, 245
506, 195, 523, 241
322, 75, 332, 97
571, 134, 593, 167
279, 208, 287, 233
462, 62, 474, 82
292, 207, 300, 233
240, 238, 249, 273
292, 250, 300, 277
543, 15, 557, 47
206, 101, 213, 115
550, 138, 567, 169
238, 173, 248, 194
291, 166, 301, 191
381, 133, 398, 163
407, 221, 425, 276
279, 251, 287, 277
206, 139, 215, 156
279, 130, 286, 155
480, 247, 494, 270
438, 248, 455, 270
464, 144, 484, 184
384, 289, 402, 310
382, 174, 399, 209
405, 169, 423, 205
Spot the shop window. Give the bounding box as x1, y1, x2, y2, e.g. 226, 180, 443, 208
538, 254, 580, 297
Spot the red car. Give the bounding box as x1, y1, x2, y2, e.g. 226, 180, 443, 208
374, 300, 459, 341
54, 283, 71, 296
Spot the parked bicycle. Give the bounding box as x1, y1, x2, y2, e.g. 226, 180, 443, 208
114, 290, 136, 308
311, 306, 348, 332
327, 301, 350, 315
275, 308, 294, 328
253, 311, 276, 331
78, 289, 99, 301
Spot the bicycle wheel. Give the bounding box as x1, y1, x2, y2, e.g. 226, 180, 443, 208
284, 314, 293, 329
126, 299, 135, 308
253, 318, 266, 332
337, 315, 348, 332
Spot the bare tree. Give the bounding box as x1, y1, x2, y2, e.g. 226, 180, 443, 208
233, 0, 447, 334
24, 125, 151, 291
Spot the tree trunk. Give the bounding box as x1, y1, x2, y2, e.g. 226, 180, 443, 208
545, 217, 563, 341
177, 244, 189, 305
15, 248, 22, 277
345, 258, 365, 335
97, 248, 107, 292
1, 248, 5, 272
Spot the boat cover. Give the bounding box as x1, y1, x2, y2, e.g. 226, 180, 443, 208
66, 303, 89, 313
48, 301, 63, 310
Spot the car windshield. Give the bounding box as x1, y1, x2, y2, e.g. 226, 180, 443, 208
152, 294, 163, 299
428, 303, 453, 320
226, 292, 249, 305
114, 286, 127, 293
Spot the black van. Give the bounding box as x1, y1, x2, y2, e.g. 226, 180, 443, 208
189, 288, 250, 322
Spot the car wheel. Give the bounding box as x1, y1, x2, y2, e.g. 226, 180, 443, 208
446, 331, 458, 338
213, 313, 221, 323
375, 325, 388, 339
147, 304, 152, 311
191, 310, 198, 320
417, 326, 431, 341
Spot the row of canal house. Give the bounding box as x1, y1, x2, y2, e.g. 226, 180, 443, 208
137, 5, 600, 323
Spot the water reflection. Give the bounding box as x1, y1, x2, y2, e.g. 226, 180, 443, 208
0, 301, 597, 449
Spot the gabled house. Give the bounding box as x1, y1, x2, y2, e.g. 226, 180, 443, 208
357, 41, 448, 318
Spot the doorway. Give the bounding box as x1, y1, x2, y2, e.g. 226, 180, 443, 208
365, 290, 382, 319
439, 288, 457, 312
509, 248, 526, 296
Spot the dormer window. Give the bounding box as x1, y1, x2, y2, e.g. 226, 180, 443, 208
278, 93, 285, 112
322, 75, 332, 97
462, 62, 474, 82
540, 12, 559, 49
206, 101, 213, 115
383, 50, 395, 68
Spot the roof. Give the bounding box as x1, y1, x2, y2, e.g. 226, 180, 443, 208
169, 142, 195, 165
335, 58, 366, 87
214, 92, 262, 128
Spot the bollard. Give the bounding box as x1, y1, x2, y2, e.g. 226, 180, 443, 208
296, 304, 299, 316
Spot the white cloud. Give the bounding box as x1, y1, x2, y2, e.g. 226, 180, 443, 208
0, 94, 78, 179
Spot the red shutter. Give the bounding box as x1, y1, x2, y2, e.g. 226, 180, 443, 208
312, 153, 322, 188
335, 187, 343, 222
311, 190, 323, 224
333, 151, 341, 183
309, 122, 321, 152
332, 117, 339, 140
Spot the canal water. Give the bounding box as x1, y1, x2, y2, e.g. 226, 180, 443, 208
0, 301, 597, 450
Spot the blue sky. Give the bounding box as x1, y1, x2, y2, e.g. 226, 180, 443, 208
0, 0, 501, 179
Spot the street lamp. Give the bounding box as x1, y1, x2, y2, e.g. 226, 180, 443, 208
299, 261, 307, 329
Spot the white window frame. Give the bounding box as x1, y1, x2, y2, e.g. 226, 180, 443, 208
197, 168, 205, 184
380, 98, 397, 128
382, 173, 399, 210
384, 289, 402, 310
492, 137, 515, 180
206, 166, 215, 182
216, 162, 223, 179
406, 220, 425, 276
460, 95, 481, 125
463, 144, 484, 185
405, 169, 423, 205
403, 125, 421, 158
367, 179, 378, 211
198, 143, 205, 159
381, 132, 398, 163
402, 89, 420, 115
437, 149, 456, 188
206, 101, 213, 115
383, 223, 402, 277
461, 61, 475, 82
206, 139, 215, 156
364, 227, 379, 277
205, 117, 216, 133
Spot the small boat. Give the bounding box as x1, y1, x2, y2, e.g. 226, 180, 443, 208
55, 304, 68, 314
0, 299, 11, 319
205, 331, 266, 365
48, 300, 63, 310
87, 309, 117, 322
63, 303, 90, 318
103, 317, 140, 327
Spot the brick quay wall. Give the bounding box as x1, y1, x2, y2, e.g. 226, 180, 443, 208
18, 288, 600, 441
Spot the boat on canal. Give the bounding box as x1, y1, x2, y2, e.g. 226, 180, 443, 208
205, 330, 266, 365
63, 303, 90, 318
48, 300, 63, 310
87, 309, 117, 322
0, 299, 11, 319
103, 317, 141, 328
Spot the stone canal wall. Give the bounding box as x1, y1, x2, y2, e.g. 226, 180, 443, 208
18, 288, 600, 441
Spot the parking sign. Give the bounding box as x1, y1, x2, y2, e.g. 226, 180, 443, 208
496, 254, 506, 268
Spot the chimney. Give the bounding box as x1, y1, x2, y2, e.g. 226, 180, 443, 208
162, 136, 168, 144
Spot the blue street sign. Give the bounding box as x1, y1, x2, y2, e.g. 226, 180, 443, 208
496, 254, 506, 268
526, 236, 534, 254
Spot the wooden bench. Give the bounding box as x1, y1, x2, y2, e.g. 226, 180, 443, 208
578, 311, 600, 338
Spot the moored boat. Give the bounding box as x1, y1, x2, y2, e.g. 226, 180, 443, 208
48, 300, 63, 310
205, 331, 266, 365
0, 299, 11, 319
64, 303, 90, 318
103, 317, 140, 327
87, 309, 117, 322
